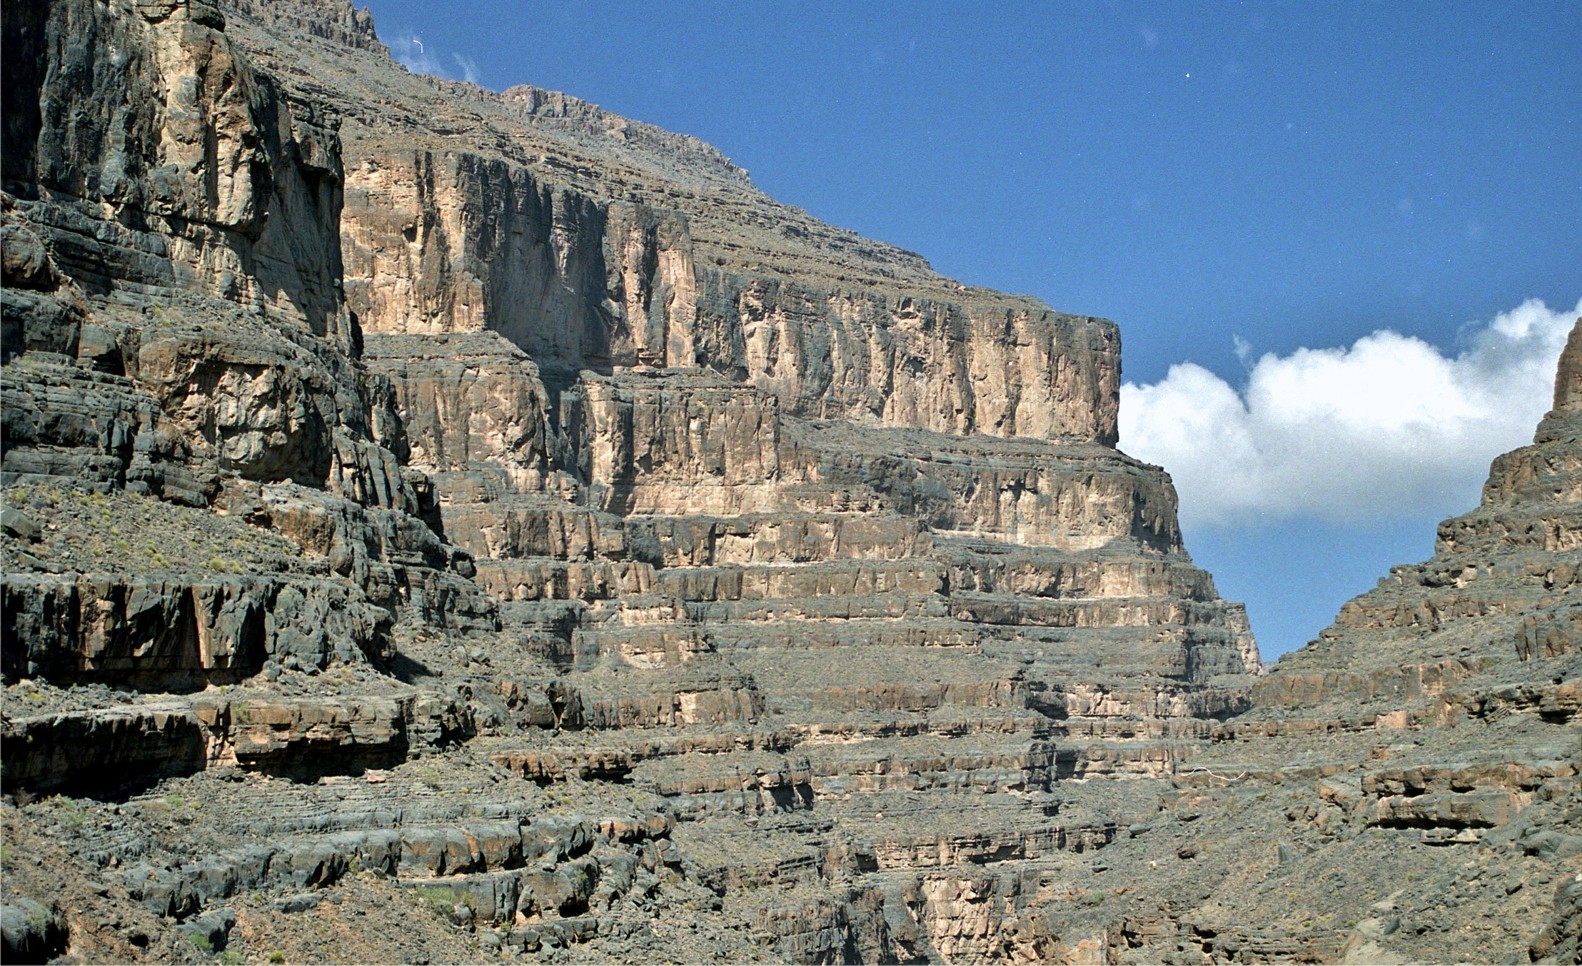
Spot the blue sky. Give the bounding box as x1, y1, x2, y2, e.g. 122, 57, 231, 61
359, 1, 1581, 659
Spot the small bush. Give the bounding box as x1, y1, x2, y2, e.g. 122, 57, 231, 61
415, 885, 458, 917
54, 799, 85, 833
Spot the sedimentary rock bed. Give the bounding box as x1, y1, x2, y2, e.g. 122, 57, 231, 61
2, 2, 1574, 964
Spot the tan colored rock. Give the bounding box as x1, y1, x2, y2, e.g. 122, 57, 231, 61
363, 333, 551, 491
565, 372, 781, 490
1551, 317, 1582, 415
194, 693, 410, 768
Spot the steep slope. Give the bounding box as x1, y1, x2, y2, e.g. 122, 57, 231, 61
0, 2, 1258, 962
1048, 320, 1581, 964
16, 1, 1572, 964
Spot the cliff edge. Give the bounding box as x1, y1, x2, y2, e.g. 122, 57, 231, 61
5, 3, 1571, 964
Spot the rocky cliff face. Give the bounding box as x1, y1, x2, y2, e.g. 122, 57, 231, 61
335, 113, 1121, 446
1114, 318, 1581, 965
1, 2, 1571, 964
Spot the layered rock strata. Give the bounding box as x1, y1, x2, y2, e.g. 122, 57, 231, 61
2, 1, 1573, 964
1076, 321, 1581, 965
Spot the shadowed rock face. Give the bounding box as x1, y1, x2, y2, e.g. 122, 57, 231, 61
0, 2, 1573, 964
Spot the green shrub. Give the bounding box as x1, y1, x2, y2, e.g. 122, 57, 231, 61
415, 885, 458, 917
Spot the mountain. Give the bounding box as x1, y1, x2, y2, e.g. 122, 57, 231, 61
1, 2, 1573, 963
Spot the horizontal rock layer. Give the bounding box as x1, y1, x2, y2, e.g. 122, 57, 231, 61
3, 2, 1575, 964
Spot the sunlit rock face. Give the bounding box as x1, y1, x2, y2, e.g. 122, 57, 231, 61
1262, 318, 1582, 709
11, 2, 1574, 964
1179, 317, 1580, 966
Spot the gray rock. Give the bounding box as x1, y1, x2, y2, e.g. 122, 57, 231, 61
178, 908, 236, 953
0, 898, 67, 963
1, 506, 40, 541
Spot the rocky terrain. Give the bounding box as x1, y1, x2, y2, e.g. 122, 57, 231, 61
1, 2, 1575, 963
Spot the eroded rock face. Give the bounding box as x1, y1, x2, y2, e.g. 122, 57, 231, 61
1141, 318, 1581, 966
5, 1, 1570, 963
6, 0, 349, 339
334, 97, 1121, 446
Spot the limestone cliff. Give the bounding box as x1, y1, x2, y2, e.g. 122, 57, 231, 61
1, 0, 474, 695
3, 1, 1571, 964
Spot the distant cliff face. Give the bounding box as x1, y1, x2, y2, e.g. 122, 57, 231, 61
1262, 316, 1582, 705
1549, 317, 1582, 415
2, 2, 1573, 965
335, 119, 1122, 446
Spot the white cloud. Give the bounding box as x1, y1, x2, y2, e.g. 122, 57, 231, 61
1120, 297, 1581, 529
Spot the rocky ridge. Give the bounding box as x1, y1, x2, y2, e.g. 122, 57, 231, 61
1, 2, 1575, 964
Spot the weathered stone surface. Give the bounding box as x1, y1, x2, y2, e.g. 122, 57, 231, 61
1, 897, 68, 963
2, 571, 389, 684
1, 703, 206, 795
362, 333, 551, 491
338, 146, 1120, 445
5, 1, 1573, 963
6, 0, 350, 340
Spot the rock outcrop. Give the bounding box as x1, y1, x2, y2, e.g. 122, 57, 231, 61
1, 2, 1573, 964
1125, 317, 1581, 965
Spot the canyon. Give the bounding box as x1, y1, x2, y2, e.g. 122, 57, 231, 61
1, 2, 1577, 963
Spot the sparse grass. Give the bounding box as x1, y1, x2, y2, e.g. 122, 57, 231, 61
184, 932, 214, 953
408, 761, 447, 788
217, 950, 245, 965
4, 481, 307, 577
52, 797, 86, 833
3, 482, 63, 510
267, 951, 286, 965
415, 885, 459, 917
